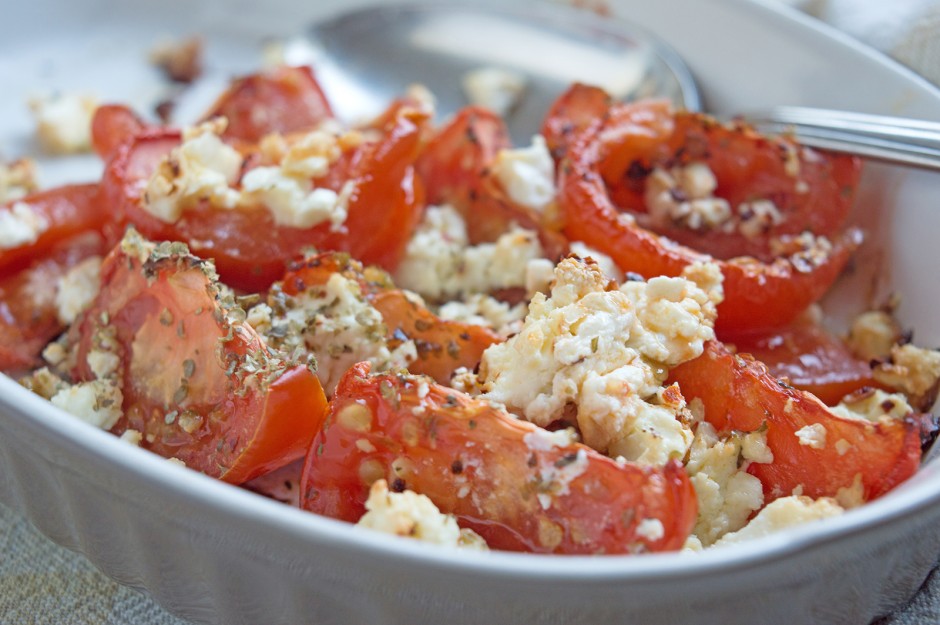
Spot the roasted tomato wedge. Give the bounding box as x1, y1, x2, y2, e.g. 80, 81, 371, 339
301, 364, 697, 554
279, 252, 499, 385
101, 111, 426, 292
669, 340, 923, 502
203, 65, 334, 143
556, 95, 863, 333
0, 184, 111, 277
541, 82, 613, 161
72, 231, 328, 484
725, 316, 878, 405
91, 104, 149, 161
416, 105, 567, 258
0, 232, 106, 373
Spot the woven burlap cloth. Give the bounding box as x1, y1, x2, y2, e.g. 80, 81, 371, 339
4, 1, 940, 623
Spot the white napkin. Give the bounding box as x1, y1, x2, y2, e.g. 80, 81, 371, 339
792, 0, 940, 85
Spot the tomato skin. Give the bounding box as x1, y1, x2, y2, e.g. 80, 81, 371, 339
73, 235, 328, 484
610, 111, 863, 262
301, 363, 697, 554
280, 252, 499, 385
203, 65, 334, 143
541, 82, 612, 161
102, 113, 426, 292
0, 232, 106, 373
91, 104, 148, 161
416, 106, 568, 258
668, 340, 923, 502
725, 318, 878, 405
0, 184, 111, 278
557, 101, 863, 333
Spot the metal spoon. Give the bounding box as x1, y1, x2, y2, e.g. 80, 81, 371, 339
303, 0, 699, 144
303, 0, 940, 171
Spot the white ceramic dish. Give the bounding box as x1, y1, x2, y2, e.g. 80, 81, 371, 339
2, 0, 940, 623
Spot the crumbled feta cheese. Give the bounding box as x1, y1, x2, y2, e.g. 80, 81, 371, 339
241, 168, 350, 229
845, 310, 901, 362
395, 205, 546, 301
257, 273, 416, 395
142, 119, 243, 223
568, 241, 623, 282
356, 479, 488, 549
770, 231, 833, 273
830, 388, 913, 422
872, 344, 940, 403
0, 201, 49, 250
28, 93, 98, 154
736, 200, 784, 239
436, 293, 526, 334
794, 423, 827, 449
491, 135, 555, 211
525, 257, 556, 297
120, 429, 143, 446
523, 427, 579, 452
0, 158, 38, 204
50, 379, 123, 430
54, 255, 102, 324
461, 67, 526, 117
645, 162, 787, 239
149, 36, 203, 83
646, 163, 732, 231
686, 421, 766, 546
636, 518, 665, 542
18, 367, 68, 400
477, 256, 722, 463
143, 120, 354, 230
713, 496, 844, 546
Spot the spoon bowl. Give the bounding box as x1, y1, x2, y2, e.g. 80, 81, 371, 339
305, 1, 700, 143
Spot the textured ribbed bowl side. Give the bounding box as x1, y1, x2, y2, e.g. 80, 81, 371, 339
3, 374, 940, 625
3, 0, 940, 623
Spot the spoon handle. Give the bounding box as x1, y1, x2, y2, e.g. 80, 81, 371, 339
743, 106, 940, 172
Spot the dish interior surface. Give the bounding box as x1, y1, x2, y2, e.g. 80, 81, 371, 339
2, 0, 940, 623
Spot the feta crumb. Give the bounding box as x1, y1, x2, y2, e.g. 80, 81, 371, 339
686, 421, 766, 546
356, 479, 488, 549
525, 257, 556, 297
142, 119, 243, 223
522, 427, 578, 452
635, 518, 665, 542
491, 135, 555, 211
29, 93, 98, 154
0, 158, 38, 204
461, 67, 526, 117
50, 379, 123, 430
872, 344, 940, 404
0, 201, 49, 250
845, 310, 901, 362
478, 256, 722, 464
794, 423, 827, 449
830, 388, 913, 423
568, 241, 623, 282
54, 255, 102, 324
436, 293, 526, 334
713, 496, 844, 546
646, 163, 732, 231
120, 429, 143, 446
395, 205, 546, 302
18, 367, 68, 400
149, 36, 203, 83
258, 273, 416, 396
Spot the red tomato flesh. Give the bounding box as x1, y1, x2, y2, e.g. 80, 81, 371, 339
668, 340, 923, 502
301, 363, 697, 554
72, 233, 328, 484
280, 252, 499, 385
